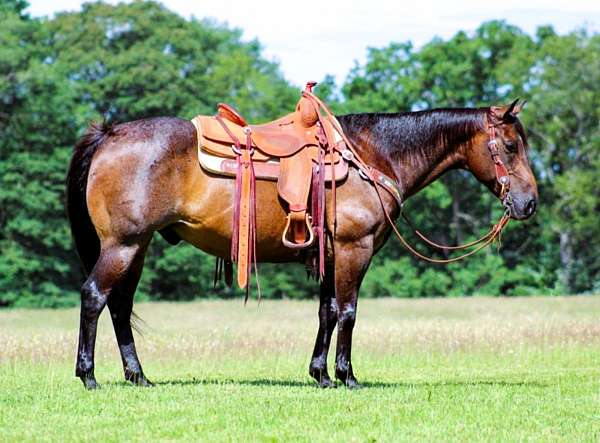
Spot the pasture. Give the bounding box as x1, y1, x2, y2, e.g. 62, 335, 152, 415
1, 296, 599, 441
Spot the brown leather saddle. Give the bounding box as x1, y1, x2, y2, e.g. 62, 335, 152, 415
191, 82, 349, 289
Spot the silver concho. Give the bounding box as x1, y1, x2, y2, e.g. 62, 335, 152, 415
341, 149, 354, 161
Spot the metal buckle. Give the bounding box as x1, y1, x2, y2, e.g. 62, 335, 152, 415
341, 149, 354, 161
231, 144, 254, 156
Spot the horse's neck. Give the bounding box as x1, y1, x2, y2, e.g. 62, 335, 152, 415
371, 112, 485, 199
394, 141, 468, 198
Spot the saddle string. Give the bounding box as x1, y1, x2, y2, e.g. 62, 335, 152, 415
315, 126, 327, 279
214, 115, 242, 262
302, 91, 512, 263
214, 115, 261, 297
247, 128, 261, 302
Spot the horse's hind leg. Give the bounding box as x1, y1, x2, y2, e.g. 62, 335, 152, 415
309, 264, 338, 388
76, 238, 149, 389
107, 244, 151, 386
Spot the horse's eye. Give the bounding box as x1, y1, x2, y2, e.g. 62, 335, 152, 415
504, 141, 518, 153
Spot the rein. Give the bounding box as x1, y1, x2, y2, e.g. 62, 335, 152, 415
303, 91, 512, 264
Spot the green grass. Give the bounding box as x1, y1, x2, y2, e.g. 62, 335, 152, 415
1, 297, 600, 442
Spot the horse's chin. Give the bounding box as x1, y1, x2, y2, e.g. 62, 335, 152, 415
509, 210, 531, 221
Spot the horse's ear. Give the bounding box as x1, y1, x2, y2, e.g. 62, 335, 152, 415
503, 98, 525, 121
491, 99, 524, 124
512, 99, 527, 115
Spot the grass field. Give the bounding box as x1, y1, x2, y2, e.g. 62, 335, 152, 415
1, 296, 599, 442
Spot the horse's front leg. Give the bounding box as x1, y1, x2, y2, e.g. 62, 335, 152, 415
309, 264, 338, 388
333, 237, 373, 388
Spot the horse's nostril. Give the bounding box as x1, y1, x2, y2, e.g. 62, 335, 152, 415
525, 198, 537, 216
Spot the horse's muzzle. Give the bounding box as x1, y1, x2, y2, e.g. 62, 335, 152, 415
507, 194, 537, 220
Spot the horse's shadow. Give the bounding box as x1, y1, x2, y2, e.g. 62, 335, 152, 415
140, 378, 549, 389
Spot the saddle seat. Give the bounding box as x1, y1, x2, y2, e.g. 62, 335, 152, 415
203, 93, 332, 159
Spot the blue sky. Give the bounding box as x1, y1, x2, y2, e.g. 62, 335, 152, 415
27, 0, 600, 87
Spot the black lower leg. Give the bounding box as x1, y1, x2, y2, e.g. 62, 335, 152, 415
76, 278, 107, 389
335, 303, 358, 388
309, 265, 338, 388
107, 248, 151, 386
75, 243, 149, 389
108, 298, 151, 386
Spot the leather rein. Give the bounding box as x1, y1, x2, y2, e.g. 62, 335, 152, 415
303, 91, 512, 264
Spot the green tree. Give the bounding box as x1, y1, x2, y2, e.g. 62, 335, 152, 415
522, 31, 600, 293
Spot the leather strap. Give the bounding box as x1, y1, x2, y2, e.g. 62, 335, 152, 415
213, 116, 258, 292
487, 123, 510, 200
237, 144, 252, 289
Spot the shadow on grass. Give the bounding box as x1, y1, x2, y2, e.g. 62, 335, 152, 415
137, 378, 550, 389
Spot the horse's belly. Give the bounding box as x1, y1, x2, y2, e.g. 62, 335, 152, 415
174, 177, 297, 262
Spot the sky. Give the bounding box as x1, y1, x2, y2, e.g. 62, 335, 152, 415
26, 0, 600, 87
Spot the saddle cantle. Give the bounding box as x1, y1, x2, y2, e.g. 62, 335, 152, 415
191, 82, 350, 290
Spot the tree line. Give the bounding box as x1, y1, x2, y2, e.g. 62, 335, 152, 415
0, 0, 598, 307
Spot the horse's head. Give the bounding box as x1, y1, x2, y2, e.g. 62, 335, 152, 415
466, 99, 538, 220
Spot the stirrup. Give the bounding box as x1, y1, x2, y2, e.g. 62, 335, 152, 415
282, 213, 315, 249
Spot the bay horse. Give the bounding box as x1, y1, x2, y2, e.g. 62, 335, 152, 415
66, 99, 537, 389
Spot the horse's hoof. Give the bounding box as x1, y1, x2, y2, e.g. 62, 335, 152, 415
344, 378, 361, 389
318, 377, 336, 389
309, 365, 334, 388
336, 371, 360, 389
81, 376, 99, 390
137, 377, 154, 387
125, 371, 153, 387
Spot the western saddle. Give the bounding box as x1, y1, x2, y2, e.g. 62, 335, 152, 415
191, 82, 400, 291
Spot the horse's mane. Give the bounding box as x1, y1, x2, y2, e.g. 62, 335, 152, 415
338, 108, 488, 162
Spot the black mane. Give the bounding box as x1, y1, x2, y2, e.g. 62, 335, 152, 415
338, 108, 487, 162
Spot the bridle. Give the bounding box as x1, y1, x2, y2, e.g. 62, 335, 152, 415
487, 119, 513, 210
302, 92, 513, 264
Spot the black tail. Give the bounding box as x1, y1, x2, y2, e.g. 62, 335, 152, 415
66, 121, 114, 276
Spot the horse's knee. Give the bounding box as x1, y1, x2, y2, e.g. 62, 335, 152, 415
329, 298, 339, 321
81, 279, 107, 318
337, 303, 356, 329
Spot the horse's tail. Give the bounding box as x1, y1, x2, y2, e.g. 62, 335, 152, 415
66, 121, 114, 275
